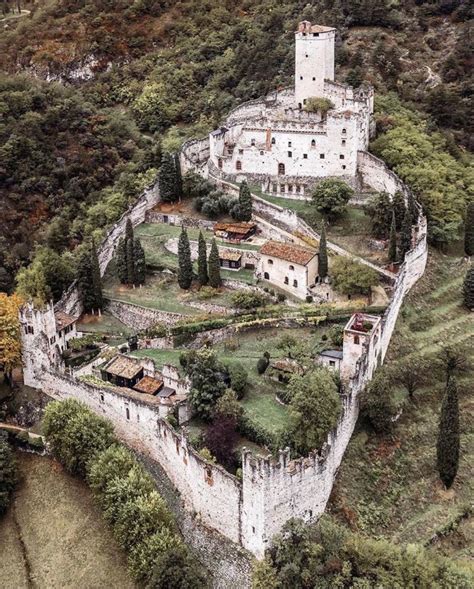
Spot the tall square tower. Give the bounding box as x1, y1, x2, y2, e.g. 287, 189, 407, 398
295, 21, 336, 107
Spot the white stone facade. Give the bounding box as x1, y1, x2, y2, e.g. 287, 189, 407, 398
206, 22, 373, 194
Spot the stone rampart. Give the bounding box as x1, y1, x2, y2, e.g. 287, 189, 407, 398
105, 298, 184, 330
180, 137, 210, 176
145, 210, 215, 231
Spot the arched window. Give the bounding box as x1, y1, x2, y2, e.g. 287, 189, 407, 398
264, 272, 270, 280
298, 103, 302, 109
311, 139, 316, 147
354, 335, 360, 345
267, 259, 274, 265
289, 265, 294, 271
236, 160, 242, 171
251, 138, 256, 146
278, 163, 285, 175
293, 279, 298, 288
218, 158, 223, 169
342, 128, 347, 134
284, 277, 289, 284
271, 137, 276, 145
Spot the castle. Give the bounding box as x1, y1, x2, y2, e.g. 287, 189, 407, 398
206, 21, 374, 195
18, 22, 428, 563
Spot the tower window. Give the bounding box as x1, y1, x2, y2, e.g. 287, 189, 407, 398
300, 76, 303, 80
313, 33, 319, 37
278, 163, 285, 175
288, 141, 292, 147
288, 184, 293, 193
354, 335, 360, 344
289, 265, 294, 271
126, 407, 130, 420
342, 139, 346, 145
218, 158, 223, 169
267, 259, 273, 265
284, 276, 289, 284
340, 154, 345, 159
293, 279, 298, 288
305, 54, 308, 58
311, 139, 316, 147
264, 272, 270, 280
342, 165, 346, 170
271, 137, 276, 144
342, 128, 347, 134
239, 148, 244, 154
236, 160, 242, 170
312, 77, 316, 81
288, 151, 292, 158
298, 103, 302, 109
260, 150, 264, 155
303, 99, 307, 104
303, 153, 308, 159
320, 154, 325, 159
251, 138, 255, 146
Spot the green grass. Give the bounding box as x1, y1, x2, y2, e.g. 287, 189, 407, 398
0, 453, 134, 588
76, 312, 133, 337
329, 251, 474, 563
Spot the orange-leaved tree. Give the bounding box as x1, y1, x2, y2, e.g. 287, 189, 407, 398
0, 293, 23, 386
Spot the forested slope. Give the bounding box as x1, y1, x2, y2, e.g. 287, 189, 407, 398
0, 0, 472, 292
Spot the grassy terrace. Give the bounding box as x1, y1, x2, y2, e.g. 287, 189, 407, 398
0, 453, 134, 588
76, 312, 133, 337
330, 251, 474, 560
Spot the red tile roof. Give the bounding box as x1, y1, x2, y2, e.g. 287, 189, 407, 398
260, 241, 317, 266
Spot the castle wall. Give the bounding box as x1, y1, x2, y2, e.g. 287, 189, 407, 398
105, 298, 185, 329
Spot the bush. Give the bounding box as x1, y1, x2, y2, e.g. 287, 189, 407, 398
0, 435, 17, 515
231, 291, 268, 310
43, 399, 116, 477
257, 356, 269, 375
146, 543, 209, 589
327, 324, 344, 347
128, 529, 184, 583
331, 257, 379, 296
238, 413, 277, 450
277, 293, 286, 302
227, 362, 248, 399
305, 295, 313, 303
360, 371, 399, 433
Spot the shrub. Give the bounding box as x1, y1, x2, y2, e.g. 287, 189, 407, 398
145, 543, 209, 589
305, 295, 313, 303
277, 293, 286, 302
204, 416, 239, 469
303, 97, 334, 115
360, 371, 399, 433
257, 356, 269, 375
227, 362, 248, 399
42, 399, 116, 477
128, 529, 184, 584
231, 291, 268, 309
327, 324, 344, 347
238, 413, 277, 450
331, 257, 379, 295
312, 179, 354, 221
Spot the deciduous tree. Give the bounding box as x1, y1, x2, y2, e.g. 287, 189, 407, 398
0, 293, 23, 386
331, 257, 378, 296
0, 435, 17, 515
311, 179, 354, 221
365, 191, 392, 238
361, 371, 399, 433
437, 377, 460, 488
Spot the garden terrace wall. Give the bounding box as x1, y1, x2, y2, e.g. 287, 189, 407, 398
105, 298, 185, 329
145, 210, 215, 231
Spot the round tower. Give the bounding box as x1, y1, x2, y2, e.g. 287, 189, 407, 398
294, 21, 336, 107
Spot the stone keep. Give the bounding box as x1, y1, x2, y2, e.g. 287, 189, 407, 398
295, 22, 335, 104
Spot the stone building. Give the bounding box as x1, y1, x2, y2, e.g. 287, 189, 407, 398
258, 240, 318, 299
207, 21, 374, 194
340, 313, 382, 381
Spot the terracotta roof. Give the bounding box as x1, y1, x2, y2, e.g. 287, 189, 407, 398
105, 356, 143, 380
54, 311, 78, 331
133, 376, 163, 395
260, 240, 317, 265
219, 250, 242, 262
214, 222, 256, 235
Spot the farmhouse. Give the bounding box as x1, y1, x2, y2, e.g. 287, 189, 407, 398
258, 240, 318, 299
214, 221, 257, 243
318, 349, 343, 371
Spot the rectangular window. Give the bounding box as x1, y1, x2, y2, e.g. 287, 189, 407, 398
303, 153, 308, 159
288, 141, 292, 147
295, 185, 301, 193
320, 154, 325, 159
288, 151, 292, 157
239, 149, 244, 154
342, 139, 346, 146
100, 393, 104, 403
342, 165, 346, 170
329, 361, 336, 367
272, 183, 277, 193
340, 154, 345, 159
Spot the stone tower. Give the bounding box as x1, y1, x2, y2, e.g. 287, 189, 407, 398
294, 21, 336, 107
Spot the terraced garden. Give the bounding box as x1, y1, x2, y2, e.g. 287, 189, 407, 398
329, 251, 474, 563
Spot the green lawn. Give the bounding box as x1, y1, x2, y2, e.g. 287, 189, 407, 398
330, 251, 474, 563
77, 312, 133, 337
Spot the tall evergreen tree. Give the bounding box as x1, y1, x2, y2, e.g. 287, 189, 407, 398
197, 231, 208, 286
77, 245, 95, 313
407, 191, 418, 224
126, 232, 136, 286
133, 238, 146, 286
174, 152, 183, 201
464, 201, 474, 257
463, 264, 474, 310
436, 377, 460, 489
399, 208, 412, 261
160, 152, 179, 203
208, 238, 222, 288
90, 239, 103, 311
388, 210, 397, 263
177, 227, 193, 290
237, 180, 252, 222
318, 223, 328, 278
392, 191, 406, 231
116, 238, 128, 284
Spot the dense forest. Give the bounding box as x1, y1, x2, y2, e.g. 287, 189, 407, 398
0, 0, 472, 293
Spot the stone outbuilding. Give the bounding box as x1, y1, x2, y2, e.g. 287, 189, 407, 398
258, 240, 318, 299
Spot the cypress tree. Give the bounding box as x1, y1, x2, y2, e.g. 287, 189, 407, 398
116, 238, 128, 284
197, 231, 208, 286
134, 238, 146, 286
436, 377, 460, 489
174, 153, 183, 201
388, 210, 397, 263
238, 180, 252, 222
392, 191, 406, 231
463, 264, 474, 310
464, 201, 474, 257
178, 227, 193, 290
407, 191, 418, 224
399, 208, 412, 261
208, 238, 222, 288
124, 219, 135, 285
77, 245, 94, 313
160, 152, 178, 203
90, 238, 103, 311
318, 223, 328, 278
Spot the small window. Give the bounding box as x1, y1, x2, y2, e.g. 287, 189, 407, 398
329, 360, 336, 367
176, 439, 180, 454
295, 185, 300, 193
303, 99, 307, 104
100, 393, 104, 403
303, 153, 308, 159
218, 158, 223, 169
342, 165, 346, 170
236, 160, 242, 171
311, 139, 316, 147
264, 272, 270, 280
313, 32, 319, 37
298, 103, 302, 109
267, 259, 274, 265
280, 184, 285, 193
251, 139, 255, 146
340, 154, 345, 159
284, 277, 289, 284
293, 279, 298, 288
288, 141, 292, 147
239, 148, 244, 154
300, 76, 303, 80
27, 326, 34, 335
126, 407, 130, 420
289, 265, 294, 271
288, 151, 292, 157
260, 150, 264, 155
271, 137, 276, 145
342, 139, 346, 146
278, 163, 285, 175
354, 335, 360, 345
305, 54, 308, 58
312, 77, 316, 81
50, 336, 56, 345
320, 154, 325, 159
342, 128, 347, 134
272, 183, 277, 193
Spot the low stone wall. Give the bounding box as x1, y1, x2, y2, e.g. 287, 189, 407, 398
145, 211, 215, 231
105, 298, 184, 330
164, 237, 260, 269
